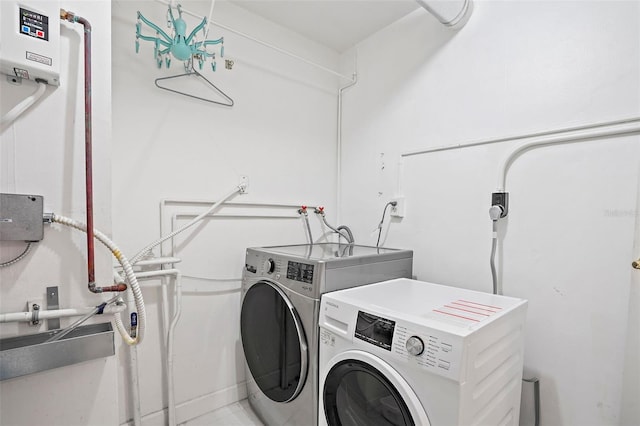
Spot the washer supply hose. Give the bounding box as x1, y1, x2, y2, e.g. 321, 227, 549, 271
52, 214, 145, 345
316, 209, 354, 244
298, 207, 314, 245
336, 225, 354, 244
490, 220, 499, 295
303, 214, 313, 244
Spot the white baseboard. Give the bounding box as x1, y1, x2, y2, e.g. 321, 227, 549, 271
122, 382, 247, 426
176, 382, 248, 424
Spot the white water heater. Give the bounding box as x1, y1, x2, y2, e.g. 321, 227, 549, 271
0, 0, 60, 85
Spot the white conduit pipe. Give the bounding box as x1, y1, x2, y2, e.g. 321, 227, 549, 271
123, 259, 182, 426
133, 257, 182, 267
489, 118, 640, 296
130, 183, 245, 266
135, 269, 182, 426
52, 214, 146, 345
202, 0, 216, 42
402, 116, 640, 158
496, 118, 640, 191
160, 201, 320, 243
0, 81, 47, 127
154, 197, 313, 424
173, 213, 300, 220
415, 0, 474, 29
162, 200, 320, 208
130, 345, 142, 426
336, 71, 358, 224
127, 186, 243, 425
0, 303, 126, 323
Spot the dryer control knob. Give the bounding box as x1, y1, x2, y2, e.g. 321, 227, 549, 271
406, 336, 424, 356
263, 258, 275, 274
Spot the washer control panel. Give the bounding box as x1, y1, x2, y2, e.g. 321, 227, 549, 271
244, 250, 316, 295
286, 260, 314, 284
405, 336, 424, 356
392, 322, 462, 381
262, 258, 276, 274
351, 308, 463, 381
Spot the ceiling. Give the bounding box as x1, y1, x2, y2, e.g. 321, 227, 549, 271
227, 0, 421, 52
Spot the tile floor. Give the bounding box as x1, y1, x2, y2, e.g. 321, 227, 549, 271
181, 399, 264, 426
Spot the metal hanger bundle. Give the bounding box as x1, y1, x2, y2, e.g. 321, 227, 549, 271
136, 2, 234, 107
155, 60, 234, 107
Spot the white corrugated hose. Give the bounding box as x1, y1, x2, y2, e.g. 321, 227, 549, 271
52, 214, 146, 345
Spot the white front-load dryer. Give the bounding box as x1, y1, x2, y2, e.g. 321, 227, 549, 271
318, 278, 528, 426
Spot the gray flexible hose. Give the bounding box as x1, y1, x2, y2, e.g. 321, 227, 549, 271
320, 215, 353, 243
302, 214, 313, 244
490, 220, 499, 295
522, 377, 541, 426
336, 225, 354, 244
45, 294, 122, 343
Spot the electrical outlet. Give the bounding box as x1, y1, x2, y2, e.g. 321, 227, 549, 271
390, 197, 406, 218
491, 192, 509, 218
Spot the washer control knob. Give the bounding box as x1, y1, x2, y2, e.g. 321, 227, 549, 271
406, 336, 424, 356
263, 258, 275, 274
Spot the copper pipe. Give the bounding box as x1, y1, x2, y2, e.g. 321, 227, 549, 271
89, 283, 128, 293
61, 10, 120, 293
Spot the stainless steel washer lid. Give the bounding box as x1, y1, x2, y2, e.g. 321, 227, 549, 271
255, 243, 412, 268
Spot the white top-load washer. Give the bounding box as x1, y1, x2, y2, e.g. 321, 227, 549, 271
318, 278, 527, 426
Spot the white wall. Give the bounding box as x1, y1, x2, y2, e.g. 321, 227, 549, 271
0, 1, 117, 425
111, 1, 343, 423
621, 164, 640, 424
339, 1, 639, 425
3, 1, 638, 425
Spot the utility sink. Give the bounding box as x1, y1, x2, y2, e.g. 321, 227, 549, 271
0, 322, 115, 381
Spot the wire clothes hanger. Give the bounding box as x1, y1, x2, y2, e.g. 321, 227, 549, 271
154, 60, 234, 107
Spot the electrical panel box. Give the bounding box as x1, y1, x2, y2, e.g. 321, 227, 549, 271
0, 193, 44, 241
0, 0, 61, 85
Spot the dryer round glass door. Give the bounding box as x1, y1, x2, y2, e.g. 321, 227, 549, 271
323, 359, 415, 426
241, 280, 308, 403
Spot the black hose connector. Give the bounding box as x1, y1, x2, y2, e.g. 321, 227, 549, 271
95, 302, 107, 315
